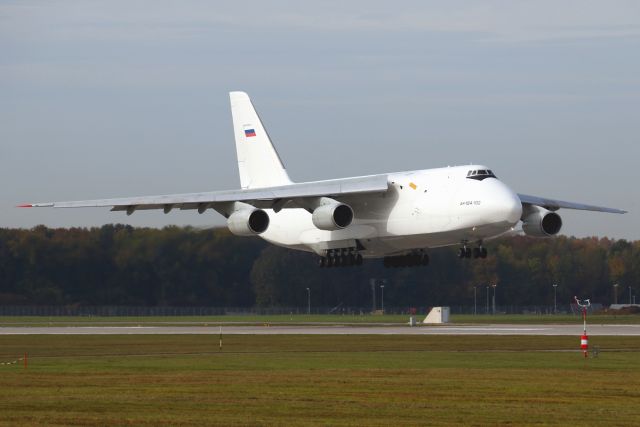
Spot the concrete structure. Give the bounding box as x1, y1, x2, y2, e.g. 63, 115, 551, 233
423, 307, 450, 324
609, 304, 640, 310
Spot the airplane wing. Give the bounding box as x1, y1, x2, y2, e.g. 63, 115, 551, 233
518, 193, 626, 214
19, 174, 389, 214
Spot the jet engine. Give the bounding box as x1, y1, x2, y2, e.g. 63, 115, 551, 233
312, 203, 354, 230
227, 208, 270, 236
521, 206, 562, 237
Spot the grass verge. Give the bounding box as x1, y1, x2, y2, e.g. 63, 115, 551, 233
0, 335, 639, 426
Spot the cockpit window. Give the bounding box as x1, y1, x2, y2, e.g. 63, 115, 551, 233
466, 169, 498, 181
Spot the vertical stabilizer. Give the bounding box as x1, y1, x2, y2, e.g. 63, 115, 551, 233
230, 92, 292, 189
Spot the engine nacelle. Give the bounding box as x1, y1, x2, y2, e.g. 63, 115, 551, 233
522, 206, 562, 237
312, 203, 354, 230
226, 209, 270, 236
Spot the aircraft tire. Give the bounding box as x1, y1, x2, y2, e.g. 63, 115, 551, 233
421, 253, 430, 266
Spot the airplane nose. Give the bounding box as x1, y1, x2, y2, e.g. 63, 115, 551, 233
483, 182, 522, 226
504, 191, 523, 225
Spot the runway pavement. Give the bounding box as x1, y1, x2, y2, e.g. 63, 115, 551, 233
1, 324, 639, 335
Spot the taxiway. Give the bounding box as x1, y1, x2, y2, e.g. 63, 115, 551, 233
1, 324, 639, 335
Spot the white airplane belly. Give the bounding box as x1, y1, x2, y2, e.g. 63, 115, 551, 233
259, 209, 310, 247
260, 208, 378, 252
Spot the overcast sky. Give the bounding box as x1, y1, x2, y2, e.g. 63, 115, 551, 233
2, 1, 639, 239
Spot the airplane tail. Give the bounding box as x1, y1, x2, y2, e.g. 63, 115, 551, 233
230, 91, 292, 189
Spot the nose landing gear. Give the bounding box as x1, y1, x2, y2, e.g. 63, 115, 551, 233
473, 247, 488, 259
457, 246, 472, 259
458, 242, 488, 259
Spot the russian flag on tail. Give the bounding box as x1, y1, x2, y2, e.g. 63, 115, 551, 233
244, 128, 256, 137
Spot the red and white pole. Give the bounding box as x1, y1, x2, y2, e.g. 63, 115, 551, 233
575, 296, 590, 358
580, 333, 588, 358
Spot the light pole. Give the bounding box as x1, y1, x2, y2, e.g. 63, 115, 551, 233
491, 284, 497, 315
486, 286, 489, 315
380, 284, 385, 314
630, 286, 633, 305
473, 286, 477, 316
614, 283, 619, 305
553, 283, 558, 314
306, 287, 310, 315
369, 279, 378, 313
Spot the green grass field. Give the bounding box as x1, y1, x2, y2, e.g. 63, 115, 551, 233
1, 334, 639, 426
1, 312, 639, 326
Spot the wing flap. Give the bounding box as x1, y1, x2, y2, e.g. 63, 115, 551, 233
518, 193, 626, 214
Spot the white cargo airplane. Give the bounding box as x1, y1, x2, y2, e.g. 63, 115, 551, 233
21, 92, 626, 267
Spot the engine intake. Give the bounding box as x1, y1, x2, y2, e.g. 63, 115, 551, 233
522, 206, 562, 237
227, 209, 270, 236
312, 203, 354, 230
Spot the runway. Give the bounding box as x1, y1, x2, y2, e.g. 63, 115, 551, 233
1, 324, 639, 336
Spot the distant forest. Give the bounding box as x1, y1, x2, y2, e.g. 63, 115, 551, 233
0, 225, 638, 308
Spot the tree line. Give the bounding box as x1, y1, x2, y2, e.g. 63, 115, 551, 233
0, 225, 638, 308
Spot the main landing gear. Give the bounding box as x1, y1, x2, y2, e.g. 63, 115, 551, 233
318, 248, 363, 268
458, 242, 487, 259
383, 252, 429, 268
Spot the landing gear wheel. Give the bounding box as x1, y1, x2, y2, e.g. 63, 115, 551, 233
347, 254, 355, 266
356, 254, 363, 265
421, 253, 430, 266
458, 248, 466, 259
480, 247, 488, 258
318, 257, 326, 267
326, 256, 334, 268
473, 247, 480, 259
465, 247, 472, 258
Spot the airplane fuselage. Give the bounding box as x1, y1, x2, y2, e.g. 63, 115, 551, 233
23, 92, 624, 267
260, 164, 522, 257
